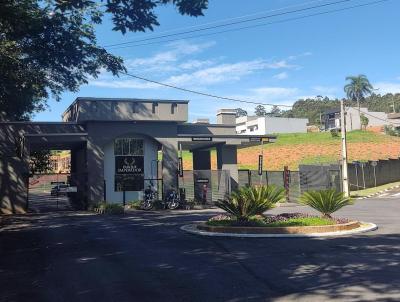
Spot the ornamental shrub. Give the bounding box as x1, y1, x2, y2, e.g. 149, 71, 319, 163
215, 185, 284, 224
300, 189, 353, 218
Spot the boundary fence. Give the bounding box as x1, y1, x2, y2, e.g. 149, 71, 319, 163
238, 169, 301, 202
178, 170, 231, 204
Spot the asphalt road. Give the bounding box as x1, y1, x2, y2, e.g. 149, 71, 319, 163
1, 191, 400, 302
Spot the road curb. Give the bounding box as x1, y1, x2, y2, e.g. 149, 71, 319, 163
355, 184, 400, 200
180, 222, 378, 238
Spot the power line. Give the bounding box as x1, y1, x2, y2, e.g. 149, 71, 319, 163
121, 72, 293, 108
104, 0, 352, 48
107, 0, 389, 50
360, 110, 400, 125
106, 0, 326, 39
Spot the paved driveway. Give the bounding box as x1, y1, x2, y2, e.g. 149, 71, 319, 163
1, 194, 399, 302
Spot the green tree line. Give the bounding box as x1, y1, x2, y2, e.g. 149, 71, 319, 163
281, 93, 400, 125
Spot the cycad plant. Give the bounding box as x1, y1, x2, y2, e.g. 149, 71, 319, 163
215, 185, 285, 224
300, 189, 353, 218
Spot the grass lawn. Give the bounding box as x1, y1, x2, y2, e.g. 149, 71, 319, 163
265, 217, 335, 227
206, 216, 336, 227
350, 181, 400, 198
181, 130, 400, 170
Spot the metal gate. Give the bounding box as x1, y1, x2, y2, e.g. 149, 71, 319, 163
28, 173, 87, 212
238, 169, 301, 202
178, 170, 231, 204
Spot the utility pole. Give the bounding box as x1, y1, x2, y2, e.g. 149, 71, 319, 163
392, 94, 396, 113
340, 99, 350, 197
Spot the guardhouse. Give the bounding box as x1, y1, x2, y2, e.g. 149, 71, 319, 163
0, 98, 275, 213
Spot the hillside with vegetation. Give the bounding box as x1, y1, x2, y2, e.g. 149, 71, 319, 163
181, 130, 400, 171
280, 93, 400, 125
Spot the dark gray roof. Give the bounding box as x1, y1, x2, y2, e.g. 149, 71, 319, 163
75, 97, 189, 104
323, 108, 340, 115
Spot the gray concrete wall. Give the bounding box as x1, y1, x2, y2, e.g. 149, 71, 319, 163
216, 145, 238, 189
63, 98, 188, 123
217, 110, 236, 125
103, 135, 158, 203
0, 118, 246, 212
178, 123, 236, 135
0, 157, 29, 214
0, 122, 86, 213
83, 121, 179, 204
264, 117, 308, 134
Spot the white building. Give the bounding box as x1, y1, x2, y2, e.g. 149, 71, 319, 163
323, 107, 389, 131
236, 116, 309, 134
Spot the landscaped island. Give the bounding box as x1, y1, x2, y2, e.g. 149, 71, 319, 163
182, 186, 376, 236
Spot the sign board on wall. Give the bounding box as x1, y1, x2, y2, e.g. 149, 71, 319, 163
115, 175, 144, 191
115, 155, 144, 191
196, 178, 209, 184
191, 137, 212, 141
258, 155, 263, 175
115, 156, 144, 174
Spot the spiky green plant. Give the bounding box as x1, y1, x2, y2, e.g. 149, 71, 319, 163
215, 185, 285, 224
300, 189, 353, 218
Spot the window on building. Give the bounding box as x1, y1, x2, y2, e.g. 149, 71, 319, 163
171, 103, 177, 114
114, 138, 144, 155
152, 102, 158, 114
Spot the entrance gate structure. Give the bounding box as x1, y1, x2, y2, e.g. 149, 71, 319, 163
0, 98, 276, 213
178, 170, 231, 204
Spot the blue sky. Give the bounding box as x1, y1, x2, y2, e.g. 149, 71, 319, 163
35, 0, 400, 122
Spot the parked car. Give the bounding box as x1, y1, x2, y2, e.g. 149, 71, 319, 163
50, 184, 69, 196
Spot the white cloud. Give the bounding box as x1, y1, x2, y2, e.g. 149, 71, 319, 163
287, 52, 312, 61
249, 87, 299, 98
273, 72, 288, 80
312, 85, 339, 96
88, 44, 308, 90
165, 60, 269, 86
90, 78, 159, 89
264, 60, 297, 69
178, 59, 215, 70
125, 40, 215, 72
165, 58, 300, 87
223, 86, 300, 114
374, 82, 400, 94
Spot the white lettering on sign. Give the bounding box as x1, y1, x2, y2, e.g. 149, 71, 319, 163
115, 156, 144, 174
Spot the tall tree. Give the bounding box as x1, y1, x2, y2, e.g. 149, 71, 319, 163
0, 0, 208, 121
267, 105, 282, 117
29, 150, 52, 176
235, 108, 248, 117
254, 105, 267, 117
344, 75, 373, 130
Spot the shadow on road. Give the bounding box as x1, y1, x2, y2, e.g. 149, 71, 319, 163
0, 211, 399, 302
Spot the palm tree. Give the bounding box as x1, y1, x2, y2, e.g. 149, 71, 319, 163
344, 75, 373, 130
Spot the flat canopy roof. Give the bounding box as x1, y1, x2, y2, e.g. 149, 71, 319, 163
177, 134, 276, 151
64, 97, 189, 115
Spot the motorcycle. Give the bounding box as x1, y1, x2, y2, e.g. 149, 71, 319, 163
140, 185, 158, 210
140, 186, 180, 210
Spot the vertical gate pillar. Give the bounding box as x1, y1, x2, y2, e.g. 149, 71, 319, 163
216, 144, 239, 190
192, 150, 212, 203
161, 138, 179, 194
86, 139, 104, 206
